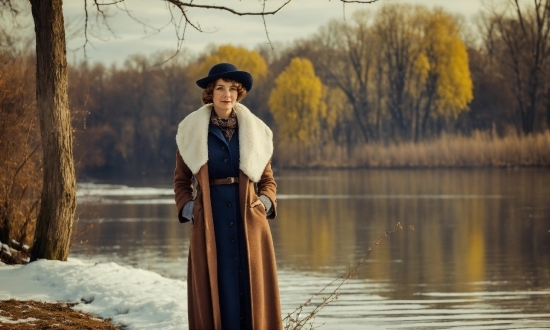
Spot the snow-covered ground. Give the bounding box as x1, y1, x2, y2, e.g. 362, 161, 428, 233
0, 259, 187, 329
2, 258, 550, 329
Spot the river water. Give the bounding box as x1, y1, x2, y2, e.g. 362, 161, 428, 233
71, 168, 550, 329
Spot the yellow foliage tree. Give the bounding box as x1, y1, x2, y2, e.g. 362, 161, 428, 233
194, 45, 268, 84
322, 86, 351, 141
419, 10, 473, 118
268, 58, 326, 146
375, 5, 473, 140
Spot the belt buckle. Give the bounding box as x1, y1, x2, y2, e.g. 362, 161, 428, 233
226, 177, 234, 184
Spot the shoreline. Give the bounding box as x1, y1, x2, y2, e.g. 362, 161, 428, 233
75, 131, 550, 181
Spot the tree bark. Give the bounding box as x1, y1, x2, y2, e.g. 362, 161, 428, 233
30, 0, 76, 261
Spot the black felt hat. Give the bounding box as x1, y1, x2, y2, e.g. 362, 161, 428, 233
196, 63, 253, 91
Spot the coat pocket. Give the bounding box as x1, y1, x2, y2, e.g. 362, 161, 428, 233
250, 196, 267, 217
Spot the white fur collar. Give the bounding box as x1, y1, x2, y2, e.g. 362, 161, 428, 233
175, 103, 273, 182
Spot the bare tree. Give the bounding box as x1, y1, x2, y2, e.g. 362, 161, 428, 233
489, 0, 550, 134
374, 4, 422, 140
28, 0, 75, 261
315, 13, 379, 143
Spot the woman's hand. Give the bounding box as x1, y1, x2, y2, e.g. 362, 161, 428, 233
251, 199, 265, 210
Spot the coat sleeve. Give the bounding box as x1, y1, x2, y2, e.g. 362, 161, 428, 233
174, 149, 194, 223
256, 160, 277, 219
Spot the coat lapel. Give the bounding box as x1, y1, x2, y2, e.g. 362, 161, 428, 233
208, 123, 229, 146
175, 103, 273, 182
234, 103, 274, 183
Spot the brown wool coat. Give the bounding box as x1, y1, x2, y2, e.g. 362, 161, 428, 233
174, 104, 282, 330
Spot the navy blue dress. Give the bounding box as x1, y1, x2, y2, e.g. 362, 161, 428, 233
207, 123, 252, 330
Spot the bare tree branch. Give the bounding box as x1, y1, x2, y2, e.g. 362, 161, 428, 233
164, 0, 293, 17
262, 0, 275, 52
340, 0, 380, 3
77, 0, 120, 57
73, 0, 383, 64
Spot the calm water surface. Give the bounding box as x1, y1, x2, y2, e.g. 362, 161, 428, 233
71, 169, 550, 329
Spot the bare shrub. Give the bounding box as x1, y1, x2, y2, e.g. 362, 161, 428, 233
0, 51, 41, 264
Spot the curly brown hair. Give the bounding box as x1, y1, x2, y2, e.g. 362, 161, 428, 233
201, 78, 247, 104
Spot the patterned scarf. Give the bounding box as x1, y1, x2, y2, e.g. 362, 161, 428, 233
210, 108, 238, 141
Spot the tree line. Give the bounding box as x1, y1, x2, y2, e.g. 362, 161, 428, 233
64, 4, 547, 176
4, 2, 550, 180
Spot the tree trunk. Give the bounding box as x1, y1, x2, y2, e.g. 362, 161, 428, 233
30, 0, 76, 261
352, 102, 370, 143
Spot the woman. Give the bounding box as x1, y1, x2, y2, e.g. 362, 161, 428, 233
174, 63, 282, 330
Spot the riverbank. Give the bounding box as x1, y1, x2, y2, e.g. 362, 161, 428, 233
276, 131, 550, 168
0, 259, 187, 329
0, 299, 119, 329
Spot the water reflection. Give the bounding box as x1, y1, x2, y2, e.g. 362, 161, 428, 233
271, 170, 549, 289
270, 169, 550, 327
73, 203, 191, 278
71, 168, 550, 328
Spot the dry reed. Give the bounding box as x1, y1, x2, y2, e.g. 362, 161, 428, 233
276, 131, 550, 168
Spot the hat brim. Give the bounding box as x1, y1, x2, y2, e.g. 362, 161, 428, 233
196, 71, 253, 91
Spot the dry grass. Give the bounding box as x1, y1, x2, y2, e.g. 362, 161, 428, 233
0, 299, 122, 329
276, 131, 550, 168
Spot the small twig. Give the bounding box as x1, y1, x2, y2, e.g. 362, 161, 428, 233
342, 1, 346, 21
262, 0, 275, 53
284, 222, 412, 329
72, 224, 95, 241
339, 0, 380, 3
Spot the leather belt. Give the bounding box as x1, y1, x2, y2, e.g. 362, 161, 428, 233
210, 177, 239, 186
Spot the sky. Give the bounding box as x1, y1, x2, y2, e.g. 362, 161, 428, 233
59, 0, 486, 65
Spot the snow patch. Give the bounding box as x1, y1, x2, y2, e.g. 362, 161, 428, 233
0, 259, 188, 329
0, 315, 39, 324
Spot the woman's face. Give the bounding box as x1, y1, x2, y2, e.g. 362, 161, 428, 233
212, 78, 238, 114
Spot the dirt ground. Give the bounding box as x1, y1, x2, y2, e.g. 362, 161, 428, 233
0, 299, 122, 329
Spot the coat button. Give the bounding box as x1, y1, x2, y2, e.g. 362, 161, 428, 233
224, 158, 228, 163
221, 146, 226, 150
227, 203, 232, 207
231, 239, 235, 243
229, 222, 234, 227
234, 257, 237, 261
